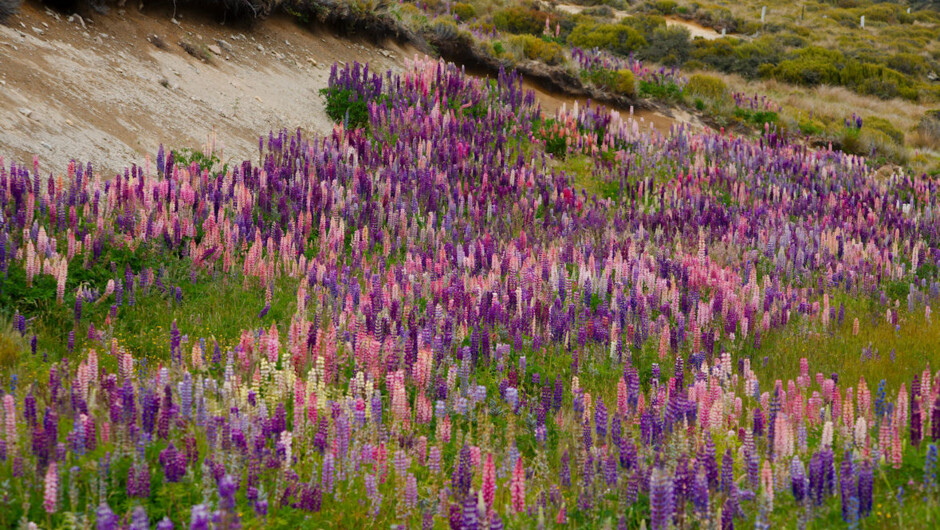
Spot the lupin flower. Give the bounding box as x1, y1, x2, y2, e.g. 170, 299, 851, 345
96, 502, 118, 530
650, 467, 674, 530
510, 457, 526, 513
43, 462, 57, 514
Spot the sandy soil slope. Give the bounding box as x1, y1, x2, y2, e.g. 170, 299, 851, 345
0, 2, 416, 173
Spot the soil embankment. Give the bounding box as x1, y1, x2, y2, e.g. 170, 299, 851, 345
0, 2, 415, 172
0, 1, 695, 173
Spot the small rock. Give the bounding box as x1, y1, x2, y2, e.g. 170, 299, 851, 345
66, 119, 73, 126
32, 27, 44, 36
171, 18, 180, 25
19, 108, 33, 117
307, 57, 318, 66
207, 44, 222, 55
256, 44, 264, 52
41, 142, 52, 150
217, 39, 233, 52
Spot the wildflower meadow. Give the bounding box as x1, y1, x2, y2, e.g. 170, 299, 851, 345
1, 57, 939, 529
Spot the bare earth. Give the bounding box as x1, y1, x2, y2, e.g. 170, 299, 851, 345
0, 2, 416, 174
0, 2, 693, 174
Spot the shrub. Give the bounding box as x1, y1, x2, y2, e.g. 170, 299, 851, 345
639, 79, 683, 101
612, 69, 636, 97
841, 61, 919, 100
641, 26, 690, 66
886, 53, 928, 77
493, 6, 548, 35
0, 0, 20, 24
620, 14, 666, 39
863, 116, 904, 145
685, 73, 729, 102
798, 117, 826, 136
652, 0, 677, 15
862, 4, 903, 24
452, 2, 475, 21
773, 47, 843, 86
321, 88, 372, 128
689, 38, 740, 73
511, 35, 566, 65
731, 37, 782, 78
568, 22, 647, 56
431, 17, 459, 40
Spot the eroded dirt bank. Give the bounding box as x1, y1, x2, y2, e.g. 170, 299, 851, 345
0, 2, 416, 173
0, 1, 696, 174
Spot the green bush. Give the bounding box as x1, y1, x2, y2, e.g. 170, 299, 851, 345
452, 2, 475, 21
798, 117, 826, 136
568, 22, 647, 56
621, 14, 667, 39
639, 80, 683, 101
773, 47, 844, 86
863, 116, 904, 145
431, 17, 459, 40
729, 37, 781, 78
841, 61, 919, 100
613, 69, 636, 97
689, 38, 740, 73
641, 26, 690, 66
685, 73, 729, 102
652, 0, 677, 15
886, 53, 928, 77
493, 6, 549, 35
320, 88, 372, 129
862, 4, 904, 24
734, 108, 779, 127
511, 35, 566, 65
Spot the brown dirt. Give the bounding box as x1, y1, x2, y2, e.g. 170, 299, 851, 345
0, 1, 700, 174
0, 1, 417, 173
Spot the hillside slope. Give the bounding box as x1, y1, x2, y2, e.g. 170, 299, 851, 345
0, 2, 415, 172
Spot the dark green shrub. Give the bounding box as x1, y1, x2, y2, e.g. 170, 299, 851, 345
621, 14, 667, 39
862, 4, 903, 24
320, 88, 372, 129
639, 80, 683, 101
841, 61, 919, 100
772, 47, 843, 86
652, 0, 677, 15
493, 6, 549, 35
568, 22, 647, 56
641, 26, 690, 66
689, 38, 740, 73
452, 2, 475, 21
431, 17, 459, 40
886, 53, 928, 77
